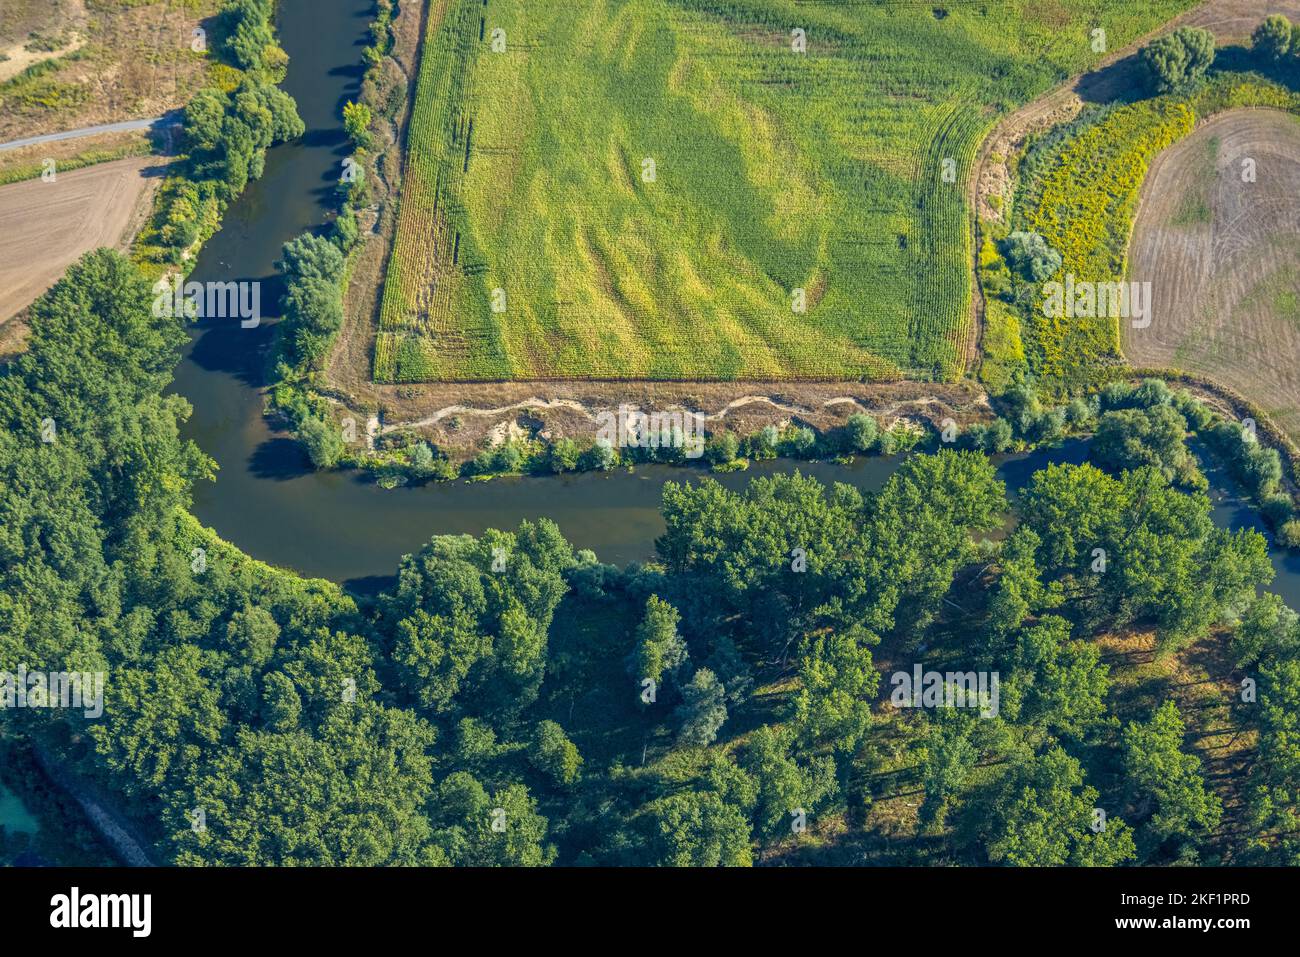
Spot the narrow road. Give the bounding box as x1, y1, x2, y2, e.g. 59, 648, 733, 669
0, 115, 171, 153
33, 744, 157, 867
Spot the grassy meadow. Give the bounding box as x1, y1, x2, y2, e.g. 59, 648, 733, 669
376, 0, 1195, 383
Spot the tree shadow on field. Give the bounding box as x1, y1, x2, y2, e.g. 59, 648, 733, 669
1212, 46, 1300, 93
1077, 52, 1149, 106
1081, 45, 1300, 110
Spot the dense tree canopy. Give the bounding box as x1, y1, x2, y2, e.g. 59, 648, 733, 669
1122, 701, 1222, 856
1001, 230, 1062, 282
3, 253, 1291, 867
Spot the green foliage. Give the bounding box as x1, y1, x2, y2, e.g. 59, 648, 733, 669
780, 425, 818, 459
92, 644, 226, 798
792, 630, 878, 756
296, 415, 344, 470
278, 233, 348, 370
843, 413, 879, 454
963, 416, 1014, 453
139, 73, 303, 266
545, 438, 580, 474
343, 100, 374, 150
630, 595, 688, 687
1091, 404, 1204, 489
741, 726, 836, 838
982, 527, 1061, 645
917, 711, 980, 830
1001, 230, 1062, 282
984, 748, 1136, 866
7, 252, 1296, 867
1122, 702, 1222, 852
674, 668, 728, 748
529, 720, 582, 787
382, 521, 572, 717
1278, 518, 1300, 549
219, 0, 279, 72
430, 773, 555, 866
1232, 593, 1300, 669
1247, 657, 1300, 861
704, 431, 740, 466
1253, 15, 1293, 62
635, 778, 753, 867
260, 671, 302, 732
1204, 420, 1284, 502
1140, 27, 1215, 93
173, 704, 443, 866
1020, 463, 1272, 647
998, 616, 1110, 740
658, 452, 1006, 663
1001, 384, 1068, 443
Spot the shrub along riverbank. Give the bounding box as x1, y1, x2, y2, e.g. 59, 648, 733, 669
266, 0, 392, 467
131, 0, 303, 274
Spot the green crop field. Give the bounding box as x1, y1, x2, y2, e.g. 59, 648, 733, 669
375, 0, 1195, 383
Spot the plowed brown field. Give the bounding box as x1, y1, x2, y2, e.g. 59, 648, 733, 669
0, 156, 162, 323
1125, 109, 1300, 436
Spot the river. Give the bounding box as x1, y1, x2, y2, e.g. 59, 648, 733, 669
0, 782, 38, 839
166, 0, 1300, 610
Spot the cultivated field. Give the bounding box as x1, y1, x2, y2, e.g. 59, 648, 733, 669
0, 156, 164, 323
375, 0, 1195, 383
1126, 109, 1300, 437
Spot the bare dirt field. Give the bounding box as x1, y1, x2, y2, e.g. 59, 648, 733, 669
0, 156, 165, 323
1125, 109, 1300, 437
323, 378, 992, 460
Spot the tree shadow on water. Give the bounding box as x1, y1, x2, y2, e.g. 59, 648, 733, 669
183, 274, 283, 387
248, 436, 313, 481
343, 574, 396, 598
